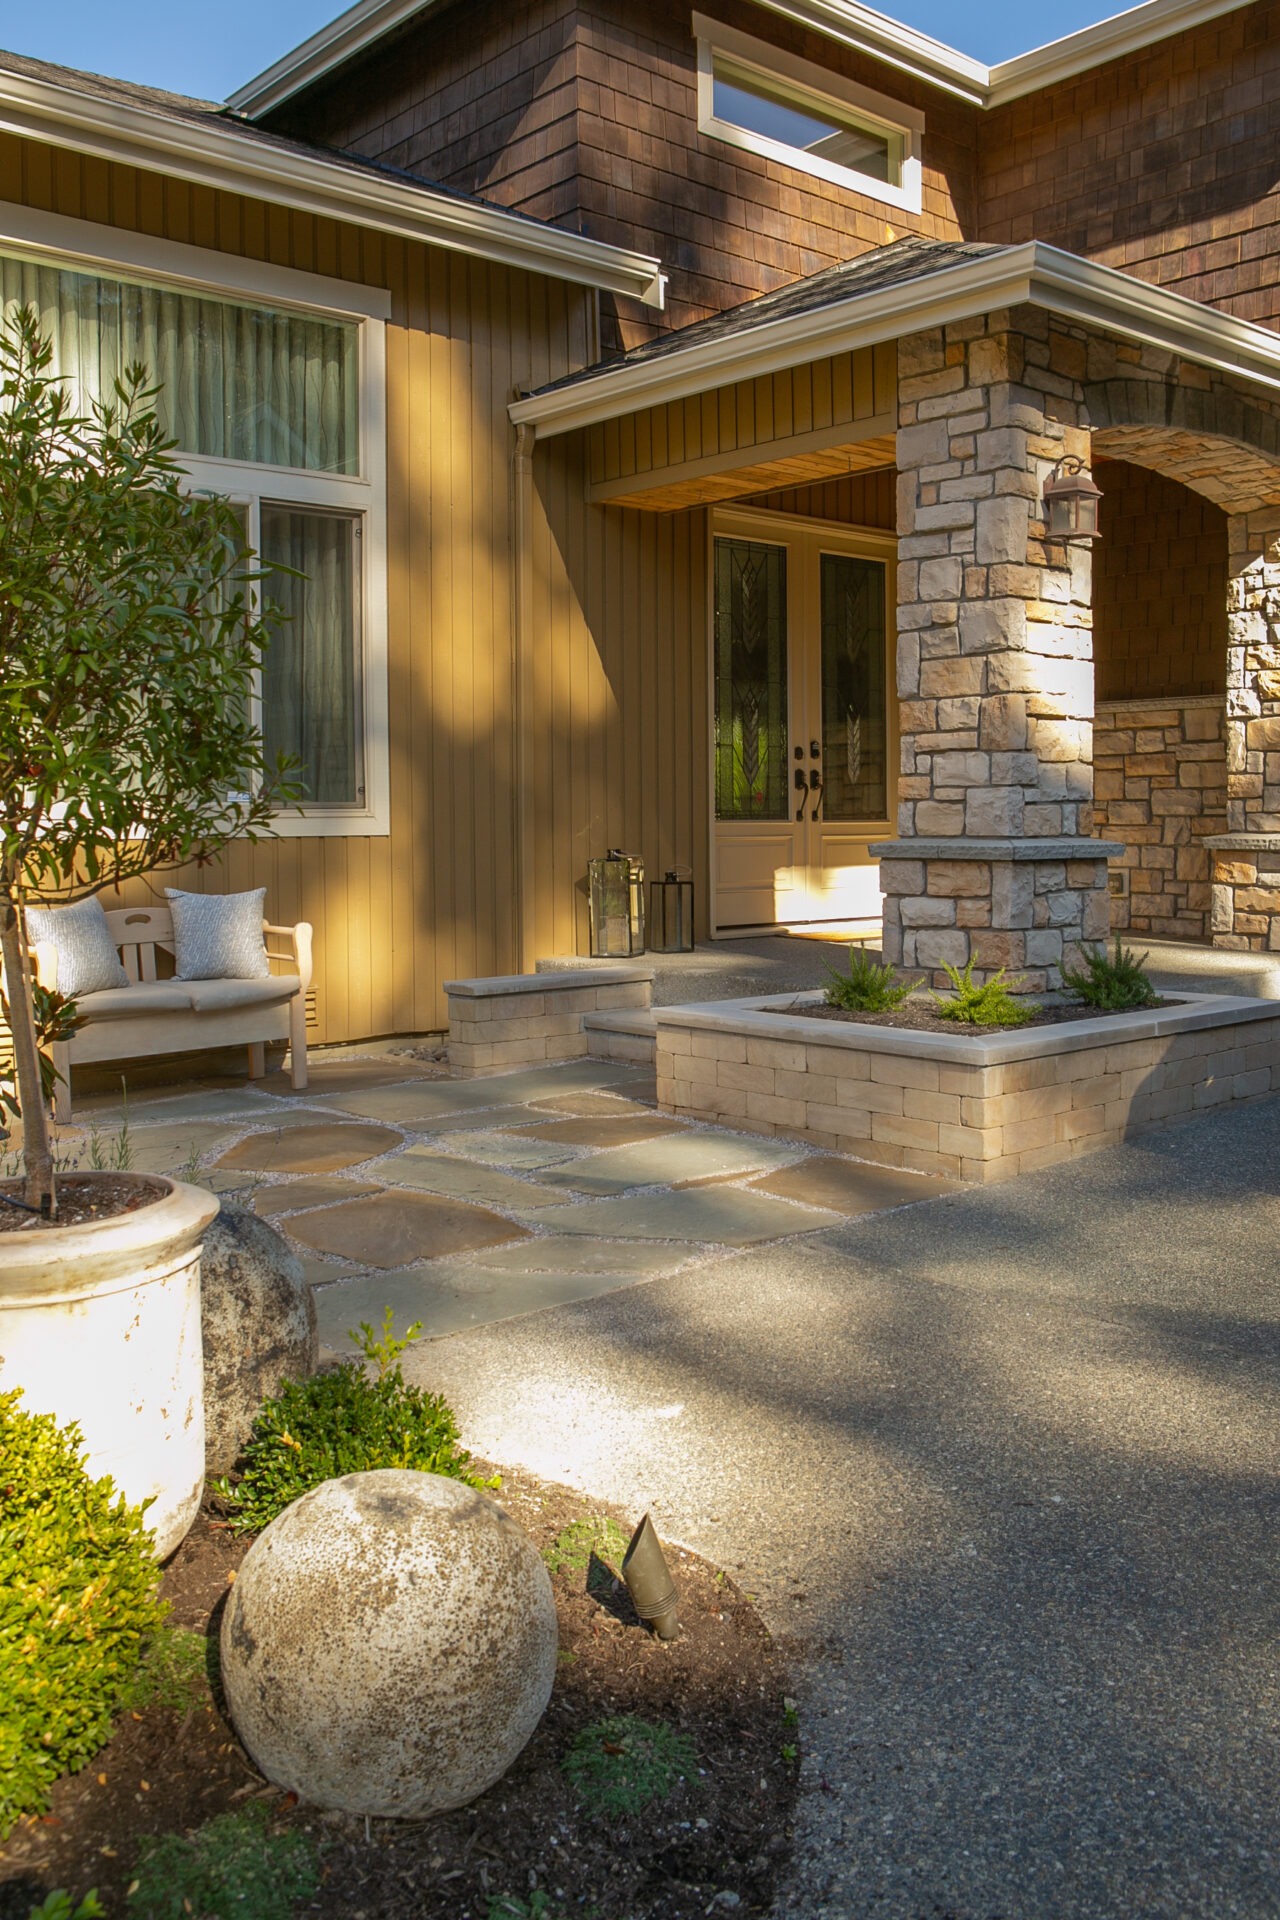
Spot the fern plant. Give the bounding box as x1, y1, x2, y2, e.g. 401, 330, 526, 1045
1061, 938, 1158, 1011
824, 946, 914, 1013
932, 959, 1036, 1028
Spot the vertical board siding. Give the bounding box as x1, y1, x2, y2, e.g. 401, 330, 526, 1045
0, 138, 605, 1039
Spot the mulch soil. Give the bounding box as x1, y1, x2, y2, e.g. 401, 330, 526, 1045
1, 1470, 798, 1920
793, 996, 1169, 1035
0, 1175, 169, 1231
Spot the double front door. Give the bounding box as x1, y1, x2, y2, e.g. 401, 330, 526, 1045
712, 512, 894, 931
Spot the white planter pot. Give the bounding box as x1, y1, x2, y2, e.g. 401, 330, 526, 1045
0, 1175, 218, 1559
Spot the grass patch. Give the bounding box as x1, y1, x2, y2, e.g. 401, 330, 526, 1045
122, 1626, 217, 1714
542, 1515, 631, 1578
126, 1802, 319, 1919
562, 1714, 698, 1820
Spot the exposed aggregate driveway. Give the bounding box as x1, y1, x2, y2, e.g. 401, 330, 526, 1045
406, 1095, 1280, 1920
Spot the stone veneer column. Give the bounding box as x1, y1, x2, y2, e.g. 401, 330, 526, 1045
1206, 510, 1280, 949
874, 310, 1121, 991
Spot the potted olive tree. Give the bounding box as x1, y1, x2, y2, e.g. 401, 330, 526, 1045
0, 307, 295, 1555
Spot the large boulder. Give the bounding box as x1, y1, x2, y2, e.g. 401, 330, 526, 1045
219, 1470, 557, 1817
200, 1203, 317, 1475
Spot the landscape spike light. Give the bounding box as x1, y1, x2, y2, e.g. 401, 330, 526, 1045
621, 1514, 680, 1640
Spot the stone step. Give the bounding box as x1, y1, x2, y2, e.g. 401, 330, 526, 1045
582, 1008, 657, 1064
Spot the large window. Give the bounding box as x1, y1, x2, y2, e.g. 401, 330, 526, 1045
0, 215, 388, 834
694, 14, 923, 214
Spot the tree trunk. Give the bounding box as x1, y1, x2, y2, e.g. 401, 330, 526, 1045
0, 896, 54, 1214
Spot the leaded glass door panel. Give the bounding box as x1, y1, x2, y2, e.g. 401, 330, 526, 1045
712, 533, 808, 927
712, 513, 893, 932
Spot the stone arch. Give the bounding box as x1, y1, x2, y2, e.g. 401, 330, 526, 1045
1084, 377, 1280, 512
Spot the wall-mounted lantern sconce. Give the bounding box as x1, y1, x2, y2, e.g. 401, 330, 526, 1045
1043, 456, 1102, 543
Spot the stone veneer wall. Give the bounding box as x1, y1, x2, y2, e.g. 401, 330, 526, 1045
446, 966, 652, 1075
1093, 697, 1227, 941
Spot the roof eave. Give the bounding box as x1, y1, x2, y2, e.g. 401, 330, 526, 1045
232, 0, 1258, 122
229, 0, 439, 119
0, 63, 666, 307
509, 242, 1280, 438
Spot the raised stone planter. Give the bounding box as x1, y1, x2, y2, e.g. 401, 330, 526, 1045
445, 966, 652, 1077
655, 990, 1280, 1184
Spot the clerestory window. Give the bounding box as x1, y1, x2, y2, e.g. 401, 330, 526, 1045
693, 14, 924, 214
0, 211, 389, 835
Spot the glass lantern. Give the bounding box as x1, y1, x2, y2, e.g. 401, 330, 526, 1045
1043, 456, 1102, 542
588, 849, 645, 957
649, 869, 694, 953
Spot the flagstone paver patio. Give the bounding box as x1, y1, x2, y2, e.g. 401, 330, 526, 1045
58, 1050, 957, 1356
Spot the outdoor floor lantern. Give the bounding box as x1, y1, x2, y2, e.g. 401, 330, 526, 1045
649, 868, 695, 953
588, 848, 645, 956
1043, 455, 1102, 542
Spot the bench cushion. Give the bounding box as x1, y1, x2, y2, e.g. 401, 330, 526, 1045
181, 976, 301, 1013
75, 983, 196, 1021
74, 976, 301, 1023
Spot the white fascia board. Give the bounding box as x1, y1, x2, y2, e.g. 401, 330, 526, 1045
0, 65, 666, 308
510, 242, 1280, 438
742, 0, 1252, 106
229, 0, 439, 118
986, 0, 1253, 103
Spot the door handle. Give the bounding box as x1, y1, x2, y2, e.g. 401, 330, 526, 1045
794, 767, 808, 820
809, 770, 823, 821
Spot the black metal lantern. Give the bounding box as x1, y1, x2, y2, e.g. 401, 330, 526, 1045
649, 869, 694, 953
1043, 455, 1102, 543
588, 848, 645, 956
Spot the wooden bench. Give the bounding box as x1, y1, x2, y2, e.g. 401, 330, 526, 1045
32, 905, 312, 1122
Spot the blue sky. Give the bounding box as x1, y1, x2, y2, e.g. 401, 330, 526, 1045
0, 0, 1135, 102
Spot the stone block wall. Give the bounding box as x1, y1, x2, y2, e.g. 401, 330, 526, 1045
1093, 697, 1227, 941
446, 966, 652, 1075
655, 996, 1280, 1184
879, 841, 1111, 981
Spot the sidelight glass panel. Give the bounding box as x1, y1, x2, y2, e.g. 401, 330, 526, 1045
260, 507, 363, 806
820, 553, 887, 822
714, 537, 789, 821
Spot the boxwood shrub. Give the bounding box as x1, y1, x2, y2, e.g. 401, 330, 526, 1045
0, 1388, 167, 1835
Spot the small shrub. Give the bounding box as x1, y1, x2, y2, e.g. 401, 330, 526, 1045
0, 1389, 167, 1837
823, 946, 914, 1013
26, 1894, 105, 1920
487, 1894, 564, 1920
121, 1625, 217, 1714
563, 1714, 698, 1819
126, 1802, 319, 1920
542, 1515, 632, 1577
932, 959, 1036, 1029
1062, 938, 1159, 1011
213, 1309, 493, 1533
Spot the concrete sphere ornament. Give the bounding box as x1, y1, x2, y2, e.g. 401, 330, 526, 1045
220, 1469, 557, 1817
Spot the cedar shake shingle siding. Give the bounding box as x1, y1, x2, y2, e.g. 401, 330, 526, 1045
268, 0, 1280, 342
267, 0, 976, 348
975, 0, 1280, 328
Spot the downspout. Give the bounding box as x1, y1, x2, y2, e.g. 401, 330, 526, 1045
512, 421, 537, 975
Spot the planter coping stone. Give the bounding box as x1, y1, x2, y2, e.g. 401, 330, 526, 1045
1203, 833, 1280, 851
653, 990, 1278, 1068
446, 966, 653, 997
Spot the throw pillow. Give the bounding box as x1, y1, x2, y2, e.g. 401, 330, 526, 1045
24, 897, 129, 998
166, 888, 269, 981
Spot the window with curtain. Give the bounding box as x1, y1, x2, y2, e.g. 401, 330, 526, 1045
0, 247, 370, 818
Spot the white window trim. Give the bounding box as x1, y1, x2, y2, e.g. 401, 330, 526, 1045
0, 202, 391, 839
692, 12, 924, 216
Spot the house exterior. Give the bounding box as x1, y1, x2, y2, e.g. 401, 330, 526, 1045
5, 0, 1280, 1040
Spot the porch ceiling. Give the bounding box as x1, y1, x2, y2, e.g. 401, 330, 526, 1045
590, 428, 895, 511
